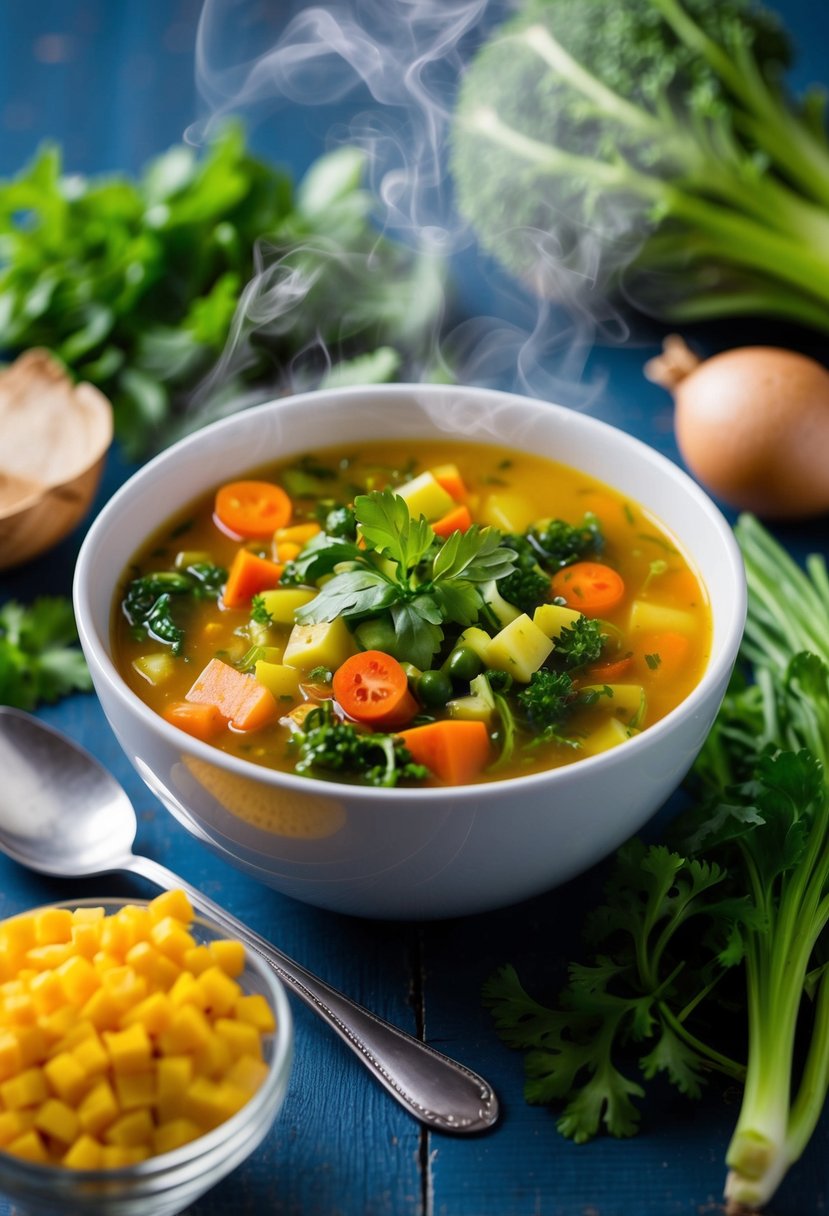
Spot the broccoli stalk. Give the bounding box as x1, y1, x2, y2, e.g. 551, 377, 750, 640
451, 0, 829, 333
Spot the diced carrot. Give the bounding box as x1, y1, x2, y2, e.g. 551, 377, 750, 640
431, 504, 473, 539
636, 631, 691, 680
397, 720, 490, 785
221, 550, 283, 610
185, 659, 279, 732
585, 654, 634, 683
162, 701, 227, 741
431, 463, 468, 503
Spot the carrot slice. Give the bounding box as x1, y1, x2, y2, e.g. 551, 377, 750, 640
551, 561, 626, 617
162, 700, 227, 741
332, 650, 417, 730
221, 549, 283, 609
397, 720, 490, 785
186, 658, 279, 731
431, 463, 469, 503
637, 631, 691, 680
215, 480, 292, 538
432, 504, 472, 539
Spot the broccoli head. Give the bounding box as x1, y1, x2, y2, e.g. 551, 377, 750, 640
290, 702, 429, 788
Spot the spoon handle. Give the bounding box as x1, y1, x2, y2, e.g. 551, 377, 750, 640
124, 853, 498, 1134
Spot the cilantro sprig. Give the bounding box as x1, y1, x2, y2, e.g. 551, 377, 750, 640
294, 488, 516, 668
0, 598, 92, 710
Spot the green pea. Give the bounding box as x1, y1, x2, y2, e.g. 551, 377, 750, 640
444, 645, 484, 681
354, 618, 398, 655
417, 669, 453, 707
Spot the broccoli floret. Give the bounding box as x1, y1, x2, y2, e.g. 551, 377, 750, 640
554, 616, 606, 669
527, 515, 603, 570
250, 595, 273, 626
498, 535, 550, 613
290, 702, 429, 788
121, 565, 226, 655
451, 0, 829, 335
321, 504, 358, 541
517, 668, 577, 734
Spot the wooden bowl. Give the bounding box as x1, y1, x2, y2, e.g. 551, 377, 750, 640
0, 350, 113, 570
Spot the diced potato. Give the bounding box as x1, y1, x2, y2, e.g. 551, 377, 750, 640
628, 600, 697, 635
283, 617, 355, 671
457, 627, 494, 663
131, 653, 184, 687
479, 491, 536, 533
580, 684, 647, 728
479, 580, 522, 628
533, 603, 583, 640
254, 661, 302, 705
257, 588, 318, 625
395, 471, 455, 521
580, 716, 633, 756
485, 614, 554, 683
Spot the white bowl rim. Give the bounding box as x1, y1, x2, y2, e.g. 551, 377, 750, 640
74, 382, 747, 801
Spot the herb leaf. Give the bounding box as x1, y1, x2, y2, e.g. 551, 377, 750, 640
0, 598, 91, 710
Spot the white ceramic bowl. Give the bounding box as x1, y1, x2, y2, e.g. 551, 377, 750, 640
74, 385, 746, 920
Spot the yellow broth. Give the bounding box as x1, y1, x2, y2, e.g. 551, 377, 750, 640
112, 440, 712, 785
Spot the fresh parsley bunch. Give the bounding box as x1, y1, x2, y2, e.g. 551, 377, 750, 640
292, 488, 516, 668
484, 516, 829, 1210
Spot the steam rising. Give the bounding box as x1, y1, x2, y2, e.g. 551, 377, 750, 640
186, 0, 626, 426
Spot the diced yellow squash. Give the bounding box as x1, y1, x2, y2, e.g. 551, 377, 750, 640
197, 966, 241, 1017
283, 617, 355, 671
155, 1056, 193, 1103
56, 955, 101, 1006
479, 580, 522, 628
150, 917, 196, 965
149, 889, 193, 926
234, 994, 276, 1034
34, 908, 73, 946
447, 694, 494, 724
169, 971, 208, 1011
257, 587, 318, 625
485, 614, 554, 683
43, 1053, 90, 1104
254, 660, 302, 705
104, 1107, 154, 1147
193, 1031, 233, 1079
71, 1033, 109, 1080
114, 1069, 156, 1111
214, 1017, 262, 1061
182, 945, 213, 976
132, 653, 177, 686
580, 716, 632, 756
208, 939, 246, 979
226, 1054, 269, 1095
62, 1132, 104, 1169
103, 1024, 153, 1075
174, 550, 212, 570
120, 992, 174, 1037
479, 491, 536, 533
0, 1109, 34, 1147
7, 1129, 48, 1163
34, 1097, 80, 1145
456, 627, 494, 663
580, 683, 647, 728
395, 470, 455, 521
158, 1005, 212, 1056
29, 970, 65, 1015
628, 600, 697, 634
184, 1077, 248, 1130
153, 1117, 202, 1155
0, 1032, 23, 1082
533, 603, 583, 640
1, 1065, 48, 1109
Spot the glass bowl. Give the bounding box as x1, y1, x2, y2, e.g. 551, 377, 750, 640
0, 899, 293, 1216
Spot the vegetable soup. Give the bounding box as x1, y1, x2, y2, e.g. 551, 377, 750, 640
112, 440, 712, 787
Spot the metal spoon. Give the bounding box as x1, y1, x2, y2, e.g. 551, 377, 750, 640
0, 707, 498, 1134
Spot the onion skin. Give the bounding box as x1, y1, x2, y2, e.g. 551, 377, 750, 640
645, 339, 829, 519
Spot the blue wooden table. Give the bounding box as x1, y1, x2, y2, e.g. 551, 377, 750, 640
2, 3, 828, 1214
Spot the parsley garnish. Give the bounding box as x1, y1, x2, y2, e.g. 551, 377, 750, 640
293, 488, 516, 668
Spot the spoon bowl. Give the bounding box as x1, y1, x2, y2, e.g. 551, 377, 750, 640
0, 706, 498, 1135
